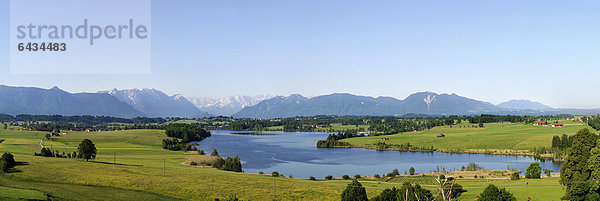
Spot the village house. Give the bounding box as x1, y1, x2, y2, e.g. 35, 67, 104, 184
437, 133, 445, 138
551, 123, 563, 127
61, 131, 68, 135
533, 121, 548, 126
381, 137, 389, 141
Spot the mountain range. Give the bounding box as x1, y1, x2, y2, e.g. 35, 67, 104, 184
0, 85, 598, 118
187, 94, 273, 116
233, 92, 600, 119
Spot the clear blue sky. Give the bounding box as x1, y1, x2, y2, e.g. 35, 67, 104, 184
1, 0, 600, 108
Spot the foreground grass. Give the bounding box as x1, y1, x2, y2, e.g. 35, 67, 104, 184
342, 120, 592, 152
0, 185, 48, 200
0, 128, 566, 200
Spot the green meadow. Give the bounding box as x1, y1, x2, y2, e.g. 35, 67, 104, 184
342, 120, 592, 152
0, 127, 568, 200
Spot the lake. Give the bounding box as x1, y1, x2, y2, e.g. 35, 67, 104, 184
194, 130, 562, 178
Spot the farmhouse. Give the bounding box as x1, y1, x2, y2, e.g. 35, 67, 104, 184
381, 137, 389, 141
61, 131, 68, 135
437, 133, 445, 138
533, 121, 548, 126
551, 123, 563, 127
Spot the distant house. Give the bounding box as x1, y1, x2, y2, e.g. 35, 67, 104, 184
316, 125, 326, 128
61, 131, 68, 135
533, 121, 548, 126
381, 137, 389, 141
437, 133, 445, 138
551, 123, 563, 127
84, 128, 93, 132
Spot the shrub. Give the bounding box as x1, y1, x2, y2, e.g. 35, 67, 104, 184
525, 162, 541, 179
340, 180, 367, 201
198, 150, 205, 155
272, 171, 279, 177
325, 175, 333, 180
544, 169, 552, 177
373, 174, 380, 179
477, 184, 516, 201
511, 172, 520, 180
354, 174, 361, 179
190, 161, 198, 166
0, 160, 8, 173
258, 171, 263, 175
474, 175, 478, 178
309, 176, 316, 180
212, 158, 225, 169
288, 174, 293, 178
342, 175, 350, 180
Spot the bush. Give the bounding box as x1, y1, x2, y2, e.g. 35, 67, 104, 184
198, 150, 205, 155
511, 172, 520, 180
288, 174, 293, 178
477, 184, 516, 201
525, 162, 541, 179
190, 161, 198, 166
342, 175, 350, 180
409, 167, 415, 175
341, 180, 367, 201
258, 171, 263, 175
272, 171, 279, 177
373, 174, 380, 179
354, 174, 361, 179
544, 169, 552, 177
325, 175, 333, 180
309, 176, 316, 180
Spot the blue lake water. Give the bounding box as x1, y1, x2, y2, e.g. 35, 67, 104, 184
193, 130, 561, 178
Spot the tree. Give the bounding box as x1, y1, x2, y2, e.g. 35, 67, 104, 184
211, 148, 219, 156
443, 183, 466, 199
1, 153, 15, 168
341, 180, 368, 201
510, 172, 520, 180
525, 162, 541, 179
77, 139, 97, 161
552, 135, 561, 149
409, 167, 415, 175
271, 171, 279, 177
2, 123, 7, 129
0, 160, 8, 173
477, 184, 516, 201
478, 122, 484, 127
560, 128, 598, 200
45, 133, 51, 140
561, 133, 572, 150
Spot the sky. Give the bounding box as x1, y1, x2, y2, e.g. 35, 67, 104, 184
1, 0, 600, 108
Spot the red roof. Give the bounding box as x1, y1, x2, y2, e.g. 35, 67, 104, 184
552, 123, 563, 126
533, 121, 548, 124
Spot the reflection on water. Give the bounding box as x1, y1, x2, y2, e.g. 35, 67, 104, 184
193, 130, 562, 178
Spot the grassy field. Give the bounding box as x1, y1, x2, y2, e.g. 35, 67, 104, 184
0, 127, 567, 200
342, 120, 592, 152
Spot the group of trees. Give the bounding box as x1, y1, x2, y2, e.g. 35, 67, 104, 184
213, 157, 243, 172
341, 178, 479, 201
35, 139, 97, 161
0, 153, 15, 173
162, 123, 211, 151
35, 147, 75, 158
165, 123, 211, 143
552, 134, 573, 150
316, 133, 352, 148
560, 128, 600, 200
583, 115, 600, 131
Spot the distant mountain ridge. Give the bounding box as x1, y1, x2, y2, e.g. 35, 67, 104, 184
100, 89, 211, 118
0, 85, 145, 117
188, 94, 273, 116
496, 99, 553, 110
0, 85, 598, 118
233, 92, 600, 119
